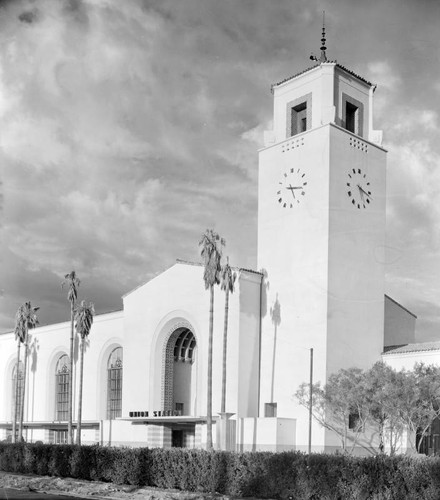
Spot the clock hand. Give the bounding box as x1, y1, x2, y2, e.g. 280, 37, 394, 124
357, 185, 372, 200
286, 185, 296, 199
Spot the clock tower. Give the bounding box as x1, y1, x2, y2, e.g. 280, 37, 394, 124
257, 44, 387, 451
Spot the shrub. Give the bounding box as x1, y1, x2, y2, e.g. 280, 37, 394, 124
3, 442, 440, 499
48, 444, 71, 477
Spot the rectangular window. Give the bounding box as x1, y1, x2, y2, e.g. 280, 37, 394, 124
265, 402, 277, 417
286, 93, 312, 138
54, 430, 68, 444
348, 412, 361, 431
345, 101, 358, 134
56, 372, 69, 421
291, 102, 307, 136
107, 367, 122, 420
175, 402, 184, 416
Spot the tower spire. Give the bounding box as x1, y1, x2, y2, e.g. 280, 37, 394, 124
320, 11, 327, 62
310, 11, 328, 63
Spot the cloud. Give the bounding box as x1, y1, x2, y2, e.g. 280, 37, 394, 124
1, 0, 440, 345
368, 61, 402, 90
18, 8, 38, 24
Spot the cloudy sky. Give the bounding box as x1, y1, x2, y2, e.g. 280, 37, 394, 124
1, 0, 439, 341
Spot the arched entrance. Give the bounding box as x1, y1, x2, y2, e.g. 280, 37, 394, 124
162, 327, 197, 417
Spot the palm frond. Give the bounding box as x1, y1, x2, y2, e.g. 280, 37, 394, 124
221, 257, 237, 293
75, 300, 95, 339
199, 229, 225, 289
14, 301, 39, 343
62, 271, 81, 303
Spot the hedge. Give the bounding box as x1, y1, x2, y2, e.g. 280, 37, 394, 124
1, 443, 440, 499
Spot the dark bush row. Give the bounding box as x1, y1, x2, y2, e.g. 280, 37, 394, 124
2, 443, 440, 499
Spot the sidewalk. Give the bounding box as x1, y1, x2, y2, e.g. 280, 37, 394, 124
0, 471, 230, 500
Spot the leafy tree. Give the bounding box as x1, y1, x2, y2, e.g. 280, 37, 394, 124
13, 302, 39, 442
220, 256, 236, 414
75, 300, 95, 445
62, 271, 80, 444
199, 229, 225, 449
296, 367, 368, 453
400, 363, 440, 452
297, 361, 440, 455
363, 362, 403, 455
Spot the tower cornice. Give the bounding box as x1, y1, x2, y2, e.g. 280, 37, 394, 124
271, 62, 373, 94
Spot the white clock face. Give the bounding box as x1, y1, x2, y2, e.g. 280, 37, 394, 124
347, 168, 372, 209
277, 167, 307, 208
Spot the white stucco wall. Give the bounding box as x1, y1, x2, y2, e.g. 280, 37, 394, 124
237, 417, 296, 452
334, 65, 371, 136
0, 261, 261, 447
122, 262, 261, 423
258, 124, 330, 452
259, 59, 386, 453
326, 124, 387, 378
272, 64, 373, 145
0, 310, 123, 441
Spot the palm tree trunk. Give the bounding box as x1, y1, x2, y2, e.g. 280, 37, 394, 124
221, 288, 230, 414
12, 341, 21, 443
68, 301, 74, 444
206, 285, 214, 450
76, 337, 85, 445
18, 327, 29, 442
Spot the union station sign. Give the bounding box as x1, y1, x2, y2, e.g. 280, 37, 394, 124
129, 410, 182, 417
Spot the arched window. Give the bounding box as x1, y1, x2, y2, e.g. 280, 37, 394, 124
173, 329, 196, 362
11, 361, 24, 421
55, 355, 69, 421
107, 347, 123, 419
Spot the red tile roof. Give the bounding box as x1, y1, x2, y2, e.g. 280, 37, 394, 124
383, 341, 440, 355
271, 62, 373, 93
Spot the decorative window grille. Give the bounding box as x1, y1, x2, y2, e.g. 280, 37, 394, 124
11, 361, 24, 421
107, 347, 123, 420
173, 329, 196, 362
55, 355, 70, 421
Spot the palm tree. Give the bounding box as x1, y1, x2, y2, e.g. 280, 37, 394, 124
220, 257, 236, 414
74, 300, 95, 445
62, 271, 80, 444
12, 308, 24, 443
13, 302, 39, 442
199, 229, 224, 449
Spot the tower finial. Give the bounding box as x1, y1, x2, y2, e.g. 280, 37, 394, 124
320, 11, 327, 62
310, 10, 328, 63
